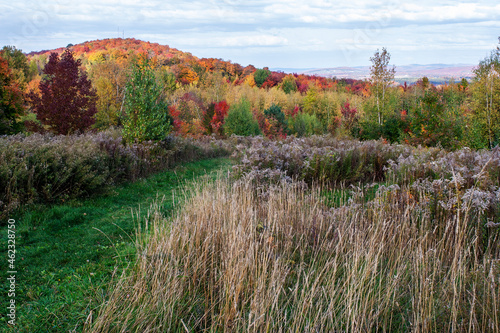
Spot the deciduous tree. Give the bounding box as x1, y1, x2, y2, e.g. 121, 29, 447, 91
29, 49, 97, 134
471, 45, 500, 148
370, 48, 396, 125
0, 55, 23, 134
123, 56, 173, 142
254, 68, 271, 88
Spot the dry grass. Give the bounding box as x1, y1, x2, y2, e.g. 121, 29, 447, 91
87, 173, 500, 332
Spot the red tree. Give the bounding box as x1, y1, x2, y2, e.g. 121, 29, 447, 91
211, 100, 229, 136
202, 100, 229, 136
29, 49, 97, 134
0, 56, 24, 134
341, 100, 357, 130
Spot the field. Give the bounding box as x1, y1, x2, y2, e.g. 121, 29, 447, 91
3, 133, 498, 332
84, 136, 499, 332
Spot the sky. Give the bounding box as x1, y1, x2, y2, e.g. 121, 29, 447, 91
1, 0, 499, 68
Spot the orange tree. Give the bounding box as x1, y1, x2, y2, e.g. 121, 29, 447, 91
0, 54, 24, 134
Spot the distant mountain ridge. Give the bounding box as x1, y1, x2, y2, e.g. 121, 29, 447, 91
272, 64, 476, 84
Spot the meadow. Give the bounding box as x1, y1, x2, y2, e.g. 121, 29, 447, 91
1, 133, 499, 332
85, 135, 499, 332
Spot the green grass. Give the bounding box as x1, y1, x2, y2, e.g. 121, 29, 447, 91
0, 157, 232, 333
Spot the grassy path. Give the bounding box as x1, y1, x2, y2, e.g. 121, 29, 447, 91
0, 157, 232, 333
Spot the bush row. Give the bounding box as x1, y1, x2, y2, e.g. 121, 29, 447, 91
0, 130, 231, 216
232, 135, 500, 225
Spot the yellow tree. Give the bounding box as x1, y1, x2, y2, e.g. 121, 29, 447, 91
471, 45, 500, 148
370, 48, 396, 125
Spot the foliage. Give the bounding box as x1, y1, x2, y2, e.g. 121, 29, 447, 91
288, 112, 323, 137
0, 45, 34, 88
261, 103, 288, 139
171, 91, 206, 137
202, 100, 229, 136
202, 102, 215, 135
0, 130, 231, 216
280, 74, 297, 94
470, 47, 500, 148
405, 90, 464, 149
211, 100, 229, 136
87, 58, 127, 130
224, 98, 261, 136
16, 37, 500, 149
253, 68, 271, 88
0, 54, 24, 134
122, 56, 173, 143
28, 49, 97, 135
370, 47, 396, 125
340, 99, 357, 130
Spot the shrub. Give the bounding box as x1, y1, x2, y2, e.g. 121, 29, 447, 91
289, 112, 323, 137
260, 104, 288, 139
224, 99, 261, 136
202, 100, 229, 136
0, 131, 231, 217
0, 54, 24, 134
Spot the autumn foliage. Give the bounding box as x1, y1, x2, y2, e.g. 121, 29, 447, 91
202, 100, 229, 136
10, 37, 498, 149
0, 55, 24, 134
29, 49, 97, 134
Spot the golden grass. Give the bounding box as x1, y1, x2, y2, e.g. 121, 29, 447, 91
87, 174, 499, 332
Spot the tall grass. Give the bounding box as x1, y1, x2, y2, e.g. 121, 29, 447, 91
87, 172, 500, 332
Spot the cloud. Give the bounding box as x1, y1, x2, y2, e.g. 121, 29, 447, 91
0, 0, 497, 67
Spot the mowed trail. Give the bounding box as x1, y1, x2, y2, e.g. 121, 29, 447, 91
1, 157, 232, 332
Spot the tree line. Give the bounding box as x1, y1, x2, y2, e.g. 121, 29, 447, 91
1, 37, 499, 149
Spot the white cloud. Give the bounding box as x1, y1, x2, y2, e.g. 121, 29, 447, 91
0, 0, 498, 67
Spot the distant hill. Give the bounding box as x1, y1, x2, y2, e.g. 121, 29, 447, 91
28, 38, 473, 87
25, 38, 259, 85
273, 64, 476, 84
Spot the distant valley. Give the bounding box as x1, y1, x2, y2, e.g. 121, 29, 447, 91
273, 64, 476, 85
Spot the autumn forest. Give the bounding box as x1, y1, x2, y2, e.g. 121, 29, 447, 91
0, 37, 498, 149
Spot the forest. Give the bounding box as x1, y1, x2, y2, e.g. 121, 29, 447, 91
1, 38, 499, 332
0, 37, 499, 149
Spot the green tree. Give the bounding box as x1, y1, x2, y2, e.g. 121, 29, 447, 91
224, 98, 261, 136
370, 48, 396, 125
123, 56, 173, 143
254, 68, 271, 88
303, 84, 321, 116
1, 46, 34, 89
263, 104, 289, 138
280, 74, 297, 94
289, 112, 323, 137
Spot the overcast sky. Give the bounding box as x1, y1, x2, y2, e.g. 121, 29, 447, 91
1, 0, 499, 68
